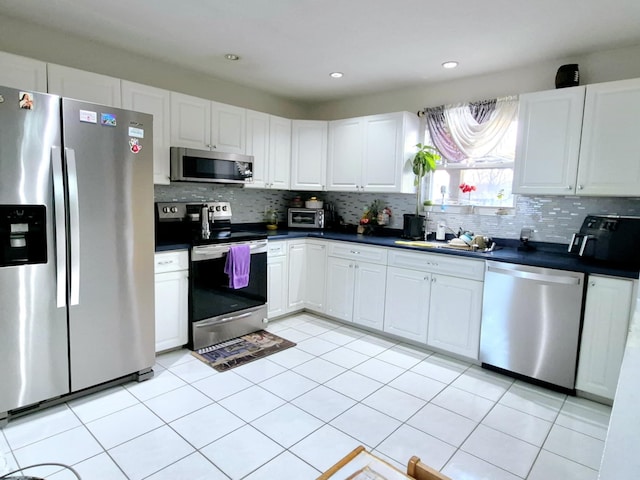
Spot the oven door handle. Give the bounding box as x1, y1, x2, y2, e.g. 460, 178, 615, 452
196, 311, 253, 328
191, 240, 268, 261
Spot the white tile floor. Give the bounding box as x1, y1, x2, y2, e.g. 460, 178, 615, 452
0, 312, 611, 480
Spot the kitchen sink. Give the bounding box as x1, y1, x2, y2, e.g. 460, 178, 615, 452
394, 239, 496, 253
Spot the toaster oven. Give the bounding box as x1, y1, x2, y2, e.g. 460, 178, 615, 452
288, 208, 325, 229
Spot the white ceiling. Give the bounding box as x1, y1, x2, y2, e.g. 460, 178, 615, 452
2, 0, 640, 102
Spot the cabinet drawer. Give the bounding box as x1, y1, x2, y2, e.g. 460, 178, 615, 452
388, 250, 484, 281
155, 250, 188, 273
328, 242, 387, 264
267, 241, 287, 257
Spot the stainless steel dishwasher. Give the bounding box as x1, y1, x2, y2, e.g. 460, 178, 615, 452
480, 261, 585, 390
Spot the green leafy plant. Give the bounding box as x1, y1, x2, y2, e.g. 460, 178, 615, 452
412, 143, 440, 215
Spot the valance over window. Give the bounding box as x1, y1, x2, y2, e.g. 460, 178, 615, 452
420, 96, 518, 163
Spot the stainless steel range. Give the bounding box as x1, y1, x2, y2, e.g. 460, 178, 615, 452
156, 202, 268, 350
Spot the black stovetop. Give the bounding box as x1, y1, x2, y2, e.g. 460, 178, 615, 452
155, 218, 266, 247
191, 229, 267, 246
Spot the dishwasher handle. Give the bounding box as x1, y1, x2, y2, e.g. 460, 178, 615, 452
486, 264, 582, 285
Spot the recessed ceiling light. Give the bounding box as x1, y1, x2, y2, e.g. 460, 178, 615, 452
442, 61, 459, 69
329, 72, 344, 78
224, 54, 240, 61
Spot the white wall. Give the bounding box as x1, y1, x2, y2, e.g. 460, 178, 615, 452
308, 43, 640, 119
0, 14, 311, 119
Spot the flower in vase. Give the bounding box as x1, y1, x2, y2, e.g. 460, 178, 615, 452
459, 183, 476, 204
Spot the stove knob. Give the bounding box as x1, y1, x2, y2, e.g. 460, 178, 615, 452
162, 207, 169, 213
216, 205, 221, 211
170, 207, 178, 213
222, 205, 228, 211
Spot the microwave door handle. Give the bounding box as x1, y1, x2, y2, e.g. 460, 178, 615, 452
65, 148, 81, 306
51, 146, 67, 308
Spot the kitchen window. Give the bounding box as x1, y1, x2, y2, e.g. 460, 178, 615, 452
421, 97, 518, 211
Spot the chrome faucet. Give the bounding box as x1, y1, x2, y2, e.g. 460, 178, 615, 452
201, 205, 211, 239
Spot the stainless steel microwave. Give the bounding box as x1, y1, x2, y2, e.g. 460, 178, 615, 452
288, 208, 325, 229
170, 147, 254, 184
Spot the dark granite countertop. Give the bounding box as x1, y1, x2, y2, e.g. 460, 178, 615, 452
155, 242, 190, 252
156, 226, 639, 279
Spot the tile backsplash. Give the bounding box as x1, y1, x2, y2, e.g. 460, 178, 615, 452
154, 184, 640, 244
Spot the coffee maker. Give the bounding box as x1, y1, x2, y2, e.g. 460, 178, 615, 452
569, 215, 640, 267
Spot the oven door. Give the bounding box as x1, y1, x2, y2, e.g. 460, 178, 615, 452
190, 240, 268, 349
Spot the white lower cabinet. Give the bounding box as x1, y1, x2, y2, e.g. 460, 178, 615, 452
352, 261, 387, 330
288, 240, 307, 311
576, 275, 634, 400
384, 249, 484, 359
325, 242, 387, 328
384, 267, 431, 343
154, 251, 188, 352
326, 256, 356, 321
427, 274, 483, 359
305, 241, 327, 313
267, 241, 288, 319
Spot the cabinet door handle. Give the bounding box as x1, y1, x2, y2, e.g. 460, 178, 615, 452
578, 184, 584, 190
567, 185, 573, 190
158, 260, 174, 265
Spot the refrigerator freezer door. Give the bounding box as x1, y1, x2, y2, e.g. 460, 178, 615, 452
0, 87, 70, 414
61, 99, 155, 391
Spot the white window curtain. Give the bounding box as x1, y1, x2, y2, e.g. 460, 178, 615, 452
422, 96, 518, 163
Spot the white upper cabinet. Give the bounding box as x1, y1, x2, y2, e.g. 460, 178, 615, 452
577, 78, 640, 196
245, 112, 291, 189
170, 92, 246, 154
327, 112, 419, 193
291, 120, 328, 191
211, 101, 246, 154
47, 64, 121, 107
327, 117, 364, 191
0, 51, 47, 91
245, 110, 270, 188
514, 78, 640, 197
268, 115, 292, 189
121, 81, 171, 185
513, 86, 585, 195
363, 113, 415, 192
170, 92, 211, 149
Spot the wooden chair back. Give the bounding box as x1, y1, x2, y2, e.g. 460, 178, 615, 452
406, 456, 453, 480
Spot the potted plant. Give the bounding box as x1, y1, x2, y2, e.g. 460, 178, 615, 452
403, 144, 440, 238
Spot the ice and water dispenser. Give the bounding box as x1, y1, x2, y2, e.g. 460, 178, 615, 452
0, 205, 47, 267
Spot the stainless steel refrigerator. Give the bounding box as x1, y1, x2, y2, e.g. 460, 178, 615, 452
0, 85, 155, 424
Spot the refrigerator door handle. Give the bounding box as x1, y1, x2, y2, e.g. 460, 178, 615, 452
65, 147, 81, 306
51, 146, 67, 308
